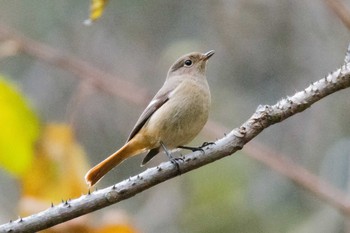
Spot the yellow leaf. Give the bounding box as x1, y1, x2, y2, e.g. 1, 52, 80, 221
0, 76, 39, 176
95, 210, 139, 233
20, 123, 90, 215
97, 225, 138, 233
85, 0, 109, 25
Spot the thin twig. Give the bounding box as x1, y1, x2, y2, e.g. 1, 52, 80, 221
325, 0, 350, 30
1, 44, 350, 232
246, 141, 350, 214
0, 24, 150, 106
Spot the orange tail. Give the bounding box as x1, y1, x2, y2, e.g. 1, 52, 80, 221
85, 139, 147, 187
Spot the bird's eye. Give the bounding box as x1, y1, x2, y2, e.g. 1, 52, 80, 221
184, 59, 192, 67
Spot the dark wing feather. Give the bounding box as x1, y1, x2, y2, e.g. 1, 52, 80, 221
127, 92, 170, 142
141, 147, 160, 165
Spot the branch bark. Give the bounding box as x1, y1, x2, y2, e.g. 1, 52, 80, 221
1, 41, 350, 232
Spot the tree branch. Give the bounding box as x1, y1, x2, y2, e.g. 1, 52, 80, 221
1, 41, 350, 232
325, 0, 350, 30
0, 24, 150, 106
246, 141, 350, 215
205, 120, 350, 216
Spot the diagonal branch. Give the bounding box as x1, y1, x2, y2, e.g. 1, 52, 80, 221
325, 0, 350, 30
246, 141, 350, 215
0, 24, 150, 106
1, 42, 350, 232
205, 120, 350, 216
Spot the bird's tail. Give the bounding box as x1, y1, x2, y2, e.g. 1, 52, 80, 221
85, 139, 146, 187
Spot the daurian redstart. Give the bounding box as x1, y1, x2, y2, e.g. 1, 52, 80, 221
85, 50, 214, 186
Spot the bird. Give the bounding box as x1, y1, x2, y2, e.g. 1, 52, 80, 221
85, 50, 214, 186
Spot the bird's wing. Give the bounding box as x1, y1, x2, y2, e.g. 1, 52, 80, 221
126, 90, 170, 142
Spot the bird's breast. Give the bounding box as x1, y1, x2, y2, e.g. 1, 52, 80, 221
144, 79, 210, 148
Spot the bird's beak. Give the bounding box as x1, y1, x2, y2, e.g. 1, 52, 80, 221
203, 50, 215, 61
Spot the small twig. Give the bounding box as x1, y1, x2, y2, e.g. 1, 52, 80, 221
325, 0, 350, 30
246, 141, 350, 215
1, 43, 350, 233
0, 24, 150, 106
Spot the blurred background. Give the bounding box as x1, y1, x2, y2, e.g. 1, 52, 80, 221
0, 0, 350, 232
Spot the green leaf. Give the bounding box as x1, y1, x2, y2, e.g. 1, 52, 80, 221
0, 76, 39, 176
